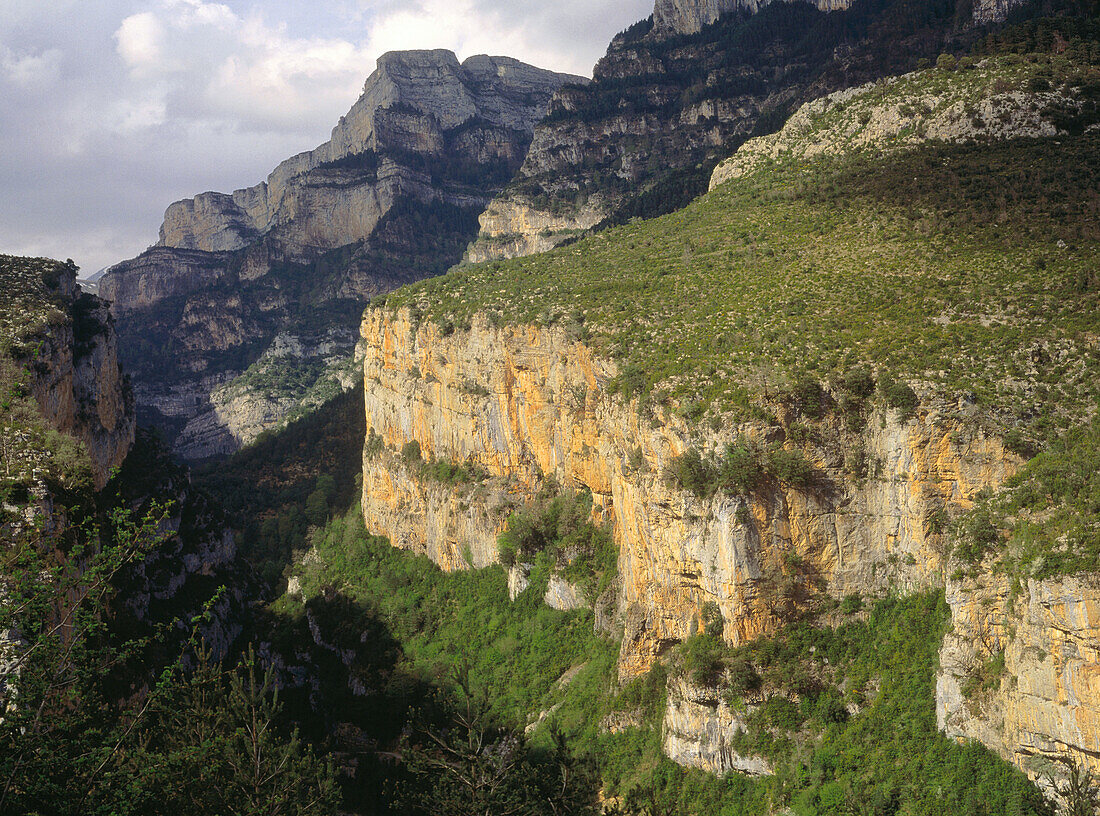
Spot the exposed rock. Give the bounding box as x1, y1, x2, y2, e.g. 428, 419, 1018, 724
468, 0, 1003, 263
360, 308, 1019, 679
545, 575, 587, 611
101, 51, 581, 459
508, 563, 533, 599
156, 51, 584, 257
7, 259, 135, 489
937, 571, 1100, 801
652, 0, 849, 37
663, 678, 772, 775
711, 66, 1087, 189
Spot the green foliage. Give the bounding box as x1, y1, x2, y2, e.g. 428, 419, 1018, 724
878, 375, 920, 414
0, 494, 336, 815
647, 592, 1050, 815
394, 690, 600, 816
401, 439, 423, 464
495, 484, 616, 598
385, 100, 1100, 449
665, 442, 816, 498
953, 413, 1100, 579
290, 505, 611, 730
196, 385, 365, 587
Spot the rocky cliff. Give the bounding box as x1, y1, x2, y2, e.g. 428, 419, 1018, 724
359, 309, 1019, 679
0, 254, 244, 659
1, 256, 134, 490
938, 572, 1100, 797
466, 0, 1051, 264
710, 63, 1094, 189
100, 51, 581, 459
650, 0, 1025, 36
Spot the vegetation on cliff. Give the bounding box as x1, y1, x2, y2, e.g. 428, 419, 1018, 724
387, 47, 1100, 456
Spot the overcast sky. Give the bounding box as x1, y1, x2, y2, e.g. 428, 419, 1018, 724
0, 0, 652, 276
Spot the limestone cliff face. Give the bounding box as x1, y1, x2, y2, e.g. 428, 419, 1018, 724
937, 572, 1100, 796
710, 69, 1087, 190
650, 0, 1021, 35
663, 679, 772, 775
22, 265, 134, 490
100, 50, 581, 459
360, 309, 1018, 679
652, 0, 850, 36
155, 51, 583, 257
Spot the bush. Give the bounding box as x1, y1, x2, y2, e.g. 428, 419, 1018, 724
879, 377, 919, 414
718, 440, 765, 495
401, 439, 422, 464
664, 447, 718, 497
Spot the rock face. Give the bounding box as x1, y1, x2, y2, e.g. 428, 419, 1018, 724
652, 0, 849, 36
100, 50, 581, 459
710, 68, 1086, 189
467, 0, 1035, 264
12, 261, 135, 489
155, 51, 582, 257
0, 256, 243, 664
360, 308, 1018, 679
938, 572, 1100, 795
663, 679, 772, 775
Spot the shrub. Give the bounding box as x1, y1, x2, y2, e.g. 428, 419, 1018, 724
879, 376, 919, 414
401, 439, 422, 464
766, 446, 814, 487
664, 447, 718, 497
718, 439, 766, 494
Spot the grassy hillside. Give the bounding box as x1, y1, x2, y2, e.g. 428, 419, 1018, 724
385, 50, 1100, 457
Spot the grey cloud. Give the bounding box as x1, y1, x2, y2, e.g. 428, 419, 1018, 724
0, 0, 654, 274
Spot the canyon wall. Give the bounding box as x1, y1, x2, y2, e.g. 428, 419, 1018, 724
359, 308, 1018, 678
20, 265, 134, 490
938, 572, 1100, 794
99, 50, 582, 460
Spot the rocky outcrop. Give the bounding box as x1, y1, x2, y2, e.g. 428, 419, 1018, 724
663, 679, 772, 775
156, 51, 583, 258
5, 258, 135, 489
710, 65, 1090, 189
360, 308, 1019, 679
100, 50, 581, 459
466, 197, 606, 263
652, 0, 850, 36
937, 572, 1100, 799
168, 329, 361, 460
652, 0, 1025, 38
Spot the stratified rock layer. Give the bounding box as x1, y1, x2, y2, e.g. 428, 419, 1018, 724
663, 679, 772, 775
468, 0, 1033, 264
100, 50, 581, 459
938, 572, 1100, 794
13, 262, 135, 489
359, 309, 1017, 679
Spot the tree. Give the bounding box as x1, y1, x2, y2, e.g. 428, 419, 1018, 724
395, 677, 599, 816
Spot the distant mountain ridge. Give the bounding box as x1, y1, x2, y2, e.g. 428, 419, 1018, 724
99, 50, 581, 460
466, 0, 1047, 263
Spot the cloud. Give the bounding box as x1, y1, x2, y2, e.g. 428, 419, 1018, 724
115, 12, 167, 70
0, 0, 655, 275
1, 46, 64, 87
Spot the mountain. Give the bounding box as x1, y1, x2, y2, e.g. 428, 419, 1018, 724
465, 0, 1055, 263
349, 25, 1100, 808
99, 50, 582, 460
0, 252, 248, 686
8, 3, 1100, 814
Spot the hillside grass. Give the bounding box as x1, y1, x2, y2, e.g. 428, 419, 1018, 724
384, 121, 1099, 453
382, 125, 1095, 450
281, 511, 1049, 815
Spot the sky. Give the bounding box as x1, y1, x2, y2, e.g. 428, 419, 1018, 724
0, 0, 653, 276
